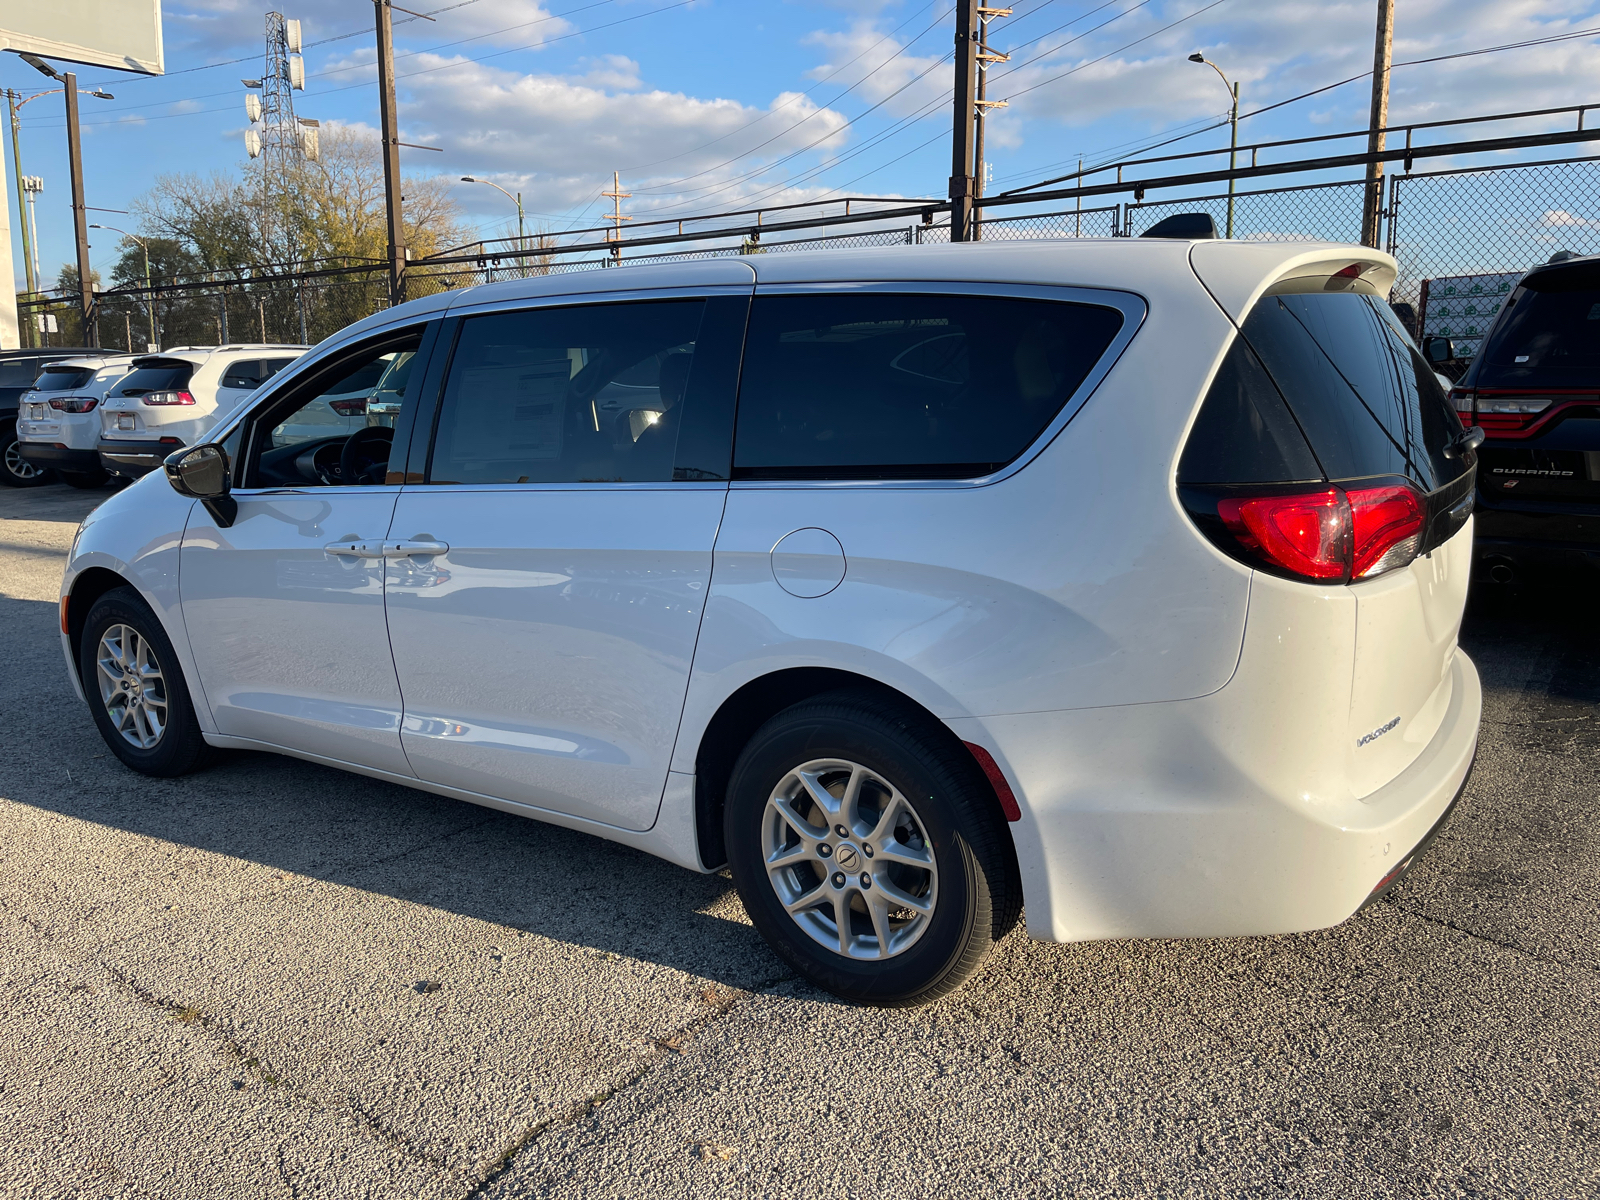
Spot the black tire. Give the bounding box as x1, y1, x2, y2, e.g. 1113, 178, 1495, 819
725, 690, 1020, 1006
79, 586, 213, 777
1, 420, 55, 487
61, 468, 110, 489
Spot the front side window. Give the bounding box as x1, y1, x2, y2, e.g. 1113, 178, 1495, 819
732, 292, 1126, 480
246, 332, 423, 488
428, 299, 706, 485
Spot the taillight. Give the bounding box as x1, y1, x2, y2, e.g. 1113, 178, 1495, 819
328, 398, 368, 416
1449, 388, 1476, 427
1218, 489, 1348, 580
142, 390, 196, 406
1348, 485, 1426, 578
1209, 484, 1426, 584
49, 397, 98, 413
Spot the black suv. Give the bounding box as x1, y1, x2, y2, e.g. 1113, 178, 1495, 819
0, 347, 96, 487
1451, 255, 1600, 582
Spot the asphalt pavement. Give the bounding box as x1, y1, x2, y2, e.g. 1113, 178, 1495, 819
1, 481, 1596, 1200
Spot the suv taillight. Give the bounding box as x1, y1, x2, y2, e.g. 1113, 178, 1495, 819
142, 389, 195, 406
49, 397, 98, 413
1449, 388, 1476, 427
328, 398, 368, 416
1210, 484, 1425, 584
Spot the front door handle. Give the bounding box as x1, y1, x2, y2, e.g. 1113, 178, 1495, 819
383, 539, 450, 558
325, 540, 383, 558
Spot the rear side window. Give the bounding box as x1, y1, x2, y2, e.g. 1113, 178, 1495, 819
733, 293, 1126, 480
1472, 265, 1600, 388
32, 366, 97, 392
116, 363, 195, 397
428, 299, 707, 485
1241, 293, 1465, 490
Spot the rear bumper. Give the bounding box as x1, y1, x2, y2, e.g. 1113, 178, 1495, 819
18, 443, 103, 471
97, 438, 180, 477
951, 648, 1481, 943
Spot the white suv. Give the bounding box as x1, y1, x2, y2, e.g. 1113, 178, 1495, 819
15, 354, 139, 487
97, 345, 305, 478
58, 241, 1482, 1005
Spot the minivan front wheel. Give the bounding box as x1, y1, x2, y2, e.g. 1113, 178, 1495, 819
725, 692, 1019, 1006
80, 587, 213, 776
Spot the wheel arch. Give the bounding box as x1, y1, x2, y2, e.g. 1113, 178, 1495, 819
66, 566, 139, 665
688, 666, 1019, 874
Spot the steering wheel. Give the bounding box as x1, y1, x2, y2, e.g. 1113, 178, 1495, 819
339, 425, 394, 486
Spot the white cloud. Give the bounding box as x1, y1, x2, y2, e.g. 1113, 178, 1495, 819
803, 20, 950, 119
402, 0, 572, 51
397, 55, 851, 218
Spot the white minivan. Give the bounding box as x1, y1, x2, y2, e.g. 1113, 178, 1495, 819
59, 240, 1481, 1005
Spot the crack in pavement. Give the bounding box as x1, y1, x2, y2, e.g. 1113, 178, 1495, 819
460, 972, 796, 1199
1386, 897, 1597, 976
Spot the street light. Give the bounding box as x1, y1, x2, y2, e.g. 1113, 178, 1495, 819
461, 175, 527, 277
90, 224, 158, 352
6, 84, 116, 344
1188, 52, 1239, 239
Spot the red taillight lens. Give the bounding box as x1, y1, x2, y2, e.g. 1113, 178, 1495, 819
49, 397, 98, 413
1217, 488, 1349, 580
1449, 388, 1476, 428
1348, 485, 1426, 578
1215, 484, 1426, 583
142, 389, 195, 406
328, 398, 368, 416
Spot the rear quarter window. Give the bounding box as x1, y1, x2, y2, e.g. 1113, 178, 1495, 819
732, 292, 1126, 480
1240, 292, 1466, 490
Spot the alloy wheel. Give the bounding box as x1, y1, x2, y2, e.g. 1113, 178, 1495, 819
4, 440, 41, 481
761, 758, 939, 960
95, 623, 168, 749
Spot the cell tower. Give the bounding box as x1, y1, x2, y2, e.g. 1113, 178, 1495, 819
242, 13, 318, 166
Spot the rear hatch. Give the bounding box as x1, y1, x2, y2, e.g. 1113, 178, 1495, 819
102, 357, 198, 437
1180, 267, 1477, 797
1451, 258, 1600, 504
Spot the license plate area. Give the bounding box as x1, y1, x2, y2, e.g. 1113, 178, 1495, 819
117, 415, 136, 431
28, 404, 44, 419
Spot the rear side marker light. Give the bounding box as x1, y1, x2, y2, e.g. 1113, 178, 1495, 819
964, 742, 1022, 822
142, 389, 195, 406
1216, 484, 1426, 583
49, 397, 98, 413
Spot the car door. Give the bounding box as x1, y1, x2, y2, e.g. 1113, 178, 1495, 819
179, 323, 438, 775
383, 290, 748, 830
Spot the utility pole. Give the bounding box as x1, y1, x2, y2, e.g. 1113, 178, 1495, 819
949, 0, 980, 242
63, 74, 97, 347
971, 7, 1011, 241
603, 171, 630, 264
1361, 0, 1395, 248
375, 0, 406, 305
6, 92, 37, 324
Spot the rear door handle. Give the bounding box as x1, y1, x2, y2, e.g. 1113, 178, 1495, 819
383, 539, 450, 558
325, 540, 383, 558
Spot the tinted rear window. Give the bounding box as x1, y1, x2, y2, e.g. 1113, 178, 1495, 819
732, 293, 1125, 480
1241, 292, 1466, 490
32, 366, 97, 392
116, 364, 194, 396
0, 358, 39, 388
1472, 267, 1600, 388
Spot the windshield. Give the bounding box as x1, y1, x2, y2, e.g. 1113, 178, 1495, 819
1474, 269, 1600, 388
32, 366, 97, 392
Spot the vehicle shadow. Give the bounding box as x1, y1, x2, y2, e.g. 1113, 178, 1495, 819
2, 592, 782, 993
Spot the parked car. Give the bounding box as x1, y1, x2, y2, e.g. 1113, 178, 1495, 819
1449, 252, 1600, 583
60, 241, 1481, 1005
96, 345, 306, 478
15, 354, 140, 488
0, 346, 97, 486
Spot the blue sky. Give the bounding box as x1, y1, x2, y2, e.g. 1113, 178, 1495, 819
7, 0, 1600, 285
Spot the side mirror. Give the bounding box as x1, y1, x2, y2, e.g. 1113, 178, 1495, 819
164, 443, 237, 528
1423, 336, 1455, 365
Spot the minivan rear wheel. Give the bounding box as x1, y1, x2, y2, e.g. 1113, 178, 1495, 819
80, 587, 213, 776
725, 691, 1019, 1006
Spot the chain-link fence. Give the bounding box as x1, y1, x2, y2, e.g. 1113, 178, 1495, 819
16, 151, 1599, 356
